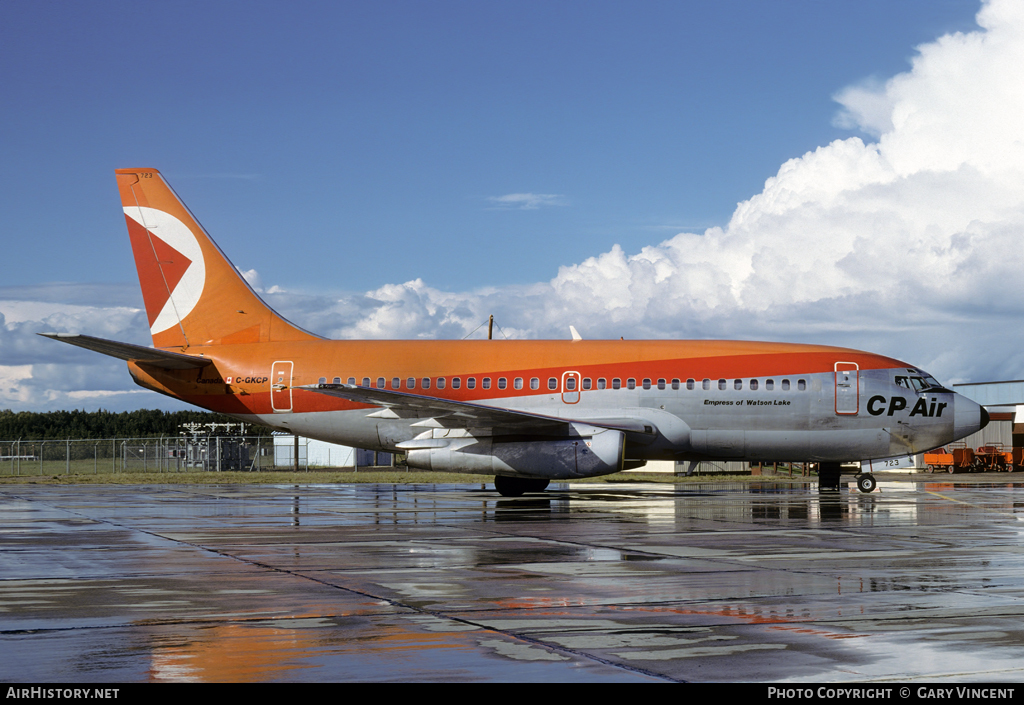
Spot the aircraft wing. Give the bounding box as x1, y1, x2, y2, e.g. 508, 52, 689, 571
39, 333, 213, 370
302, 383, 654, 435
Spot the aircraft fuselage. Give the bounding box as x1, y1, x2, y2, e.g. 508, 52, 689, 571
126, 338, 984, 473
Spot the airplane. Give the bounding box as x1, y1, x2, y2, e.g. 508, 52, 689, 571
42, 168, 989, 496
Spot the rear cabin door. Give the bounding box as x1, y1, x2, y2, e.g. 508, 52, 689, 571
834, 361, 859, 415
271, 361, 294, 413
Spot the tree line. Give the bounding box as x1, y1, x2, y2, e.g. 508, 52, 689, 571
0, 409, 274, 440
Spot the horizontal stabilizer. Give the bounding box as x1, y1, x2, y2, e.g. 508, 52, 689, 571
39, 333, 212, 370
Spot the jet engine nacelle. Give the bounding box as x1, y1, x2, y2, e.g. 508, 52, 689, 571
405, 429, 625, 479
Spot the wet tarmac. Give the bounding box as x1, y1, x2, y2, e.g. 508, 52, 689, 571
2, 476, 1024, 682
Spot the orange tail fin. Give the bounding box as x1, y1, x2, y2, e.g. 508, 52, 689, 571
116, 168, 319, 349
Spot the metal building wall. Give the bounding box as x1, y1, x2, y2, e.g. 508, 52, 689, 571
957, 415, 1013, 450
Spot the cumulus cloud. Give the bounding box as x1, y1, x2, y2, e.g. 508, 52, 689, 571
7, 0, 1024, 410
0, 285, 159, 411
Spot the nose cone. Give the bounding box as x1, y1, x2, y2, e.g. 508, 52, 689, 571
953, 394, 988, 441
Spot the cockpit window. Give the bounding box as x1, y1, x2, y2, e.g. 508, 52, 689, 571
896, 374, 943, 392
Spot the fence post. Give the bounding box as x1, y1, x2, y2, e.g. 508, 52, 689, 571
66, 438, 70, 475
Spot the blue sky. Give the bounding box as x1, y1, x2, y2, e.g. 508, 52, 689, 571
1, 1, 980, 291
5, 0, 1024, 412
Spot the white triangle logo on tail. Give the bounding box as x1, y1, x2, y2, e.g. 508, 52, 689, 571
124, 206, 206, 335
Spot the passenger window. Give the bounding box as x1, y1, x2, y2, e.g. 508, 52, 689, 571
362, 377, 371, 387
348, 377, 356, 385
750, 379, 759, 390
734, 379, 742, 390
548, 377, 558, 390
498, 377, 507, 390
514, 377, 523, 389
627, 378, 636, 390
467, 378, 476, 389
672, 379, 680, 390
702, 379, 711, 390
782, 379, 790, 391
422, 378, 431, 389
451, 378, 461, 389
482, 378, 491, 389
718, 379, 727, 391
392, 377, 400, 389
658, 379, 666, 390
333, 377, 341, 384
437, 378, 446, 389
612, 378, 621, 389
318, 377, 326, 384
376, 377, 386, 389
687, 379, 695, 390
582, 378, 592, 390
642, 378, 651, 390
407, 378, 416, 389
765, 379, 774, 390
566, 377, 576, 391
530, 378, 539, 389
597, 378, 607, 390
798, 379, 806, 391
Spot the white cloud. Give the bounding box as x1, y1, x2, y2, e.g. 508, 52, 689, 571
238, 268, 264, 291
487, 193, 568, 210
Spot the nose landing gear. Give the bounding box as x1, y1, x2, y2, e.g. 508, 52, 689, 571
855, 473, 877, 493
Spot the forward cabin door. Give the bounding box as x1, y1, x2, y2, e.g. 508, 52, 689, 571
834, 361, 859, 415
271, 360, 294, 413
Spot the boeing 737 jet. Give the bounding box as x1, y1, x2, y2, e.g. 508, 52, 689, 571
43, 169, 988, 495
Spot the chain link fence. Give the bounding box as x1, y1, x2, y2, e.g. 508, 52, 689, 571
0, 436, 285, 476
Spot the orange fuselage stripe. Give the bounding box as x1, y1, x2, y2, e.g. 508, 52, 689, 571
133, 339, 908, 416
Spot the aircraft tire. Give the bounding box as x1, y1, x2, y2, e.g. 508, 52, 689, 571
856, 473, 876, 494
494, 475, 525, 497
818, 462, 842, 490
525, 478, 550, 492
494, 476, 549, 497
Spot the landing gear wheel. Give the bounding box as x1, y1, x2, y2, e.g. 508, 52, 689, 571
524, 478, 550, 492
818, 462, 842, 490
856, 473, 877, 493
493, 476, 549, 497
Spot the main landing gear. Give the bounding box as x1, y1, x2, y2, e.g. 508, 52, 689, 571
818, 462, 876, 493
494, 476, 550, 497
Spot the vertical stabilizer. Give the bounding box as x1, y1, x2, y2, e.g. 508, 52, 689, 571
116, 169, 319, 349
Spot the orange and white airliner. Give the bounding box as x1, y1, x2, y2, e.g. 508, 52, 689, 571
44, 168, 987, 495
